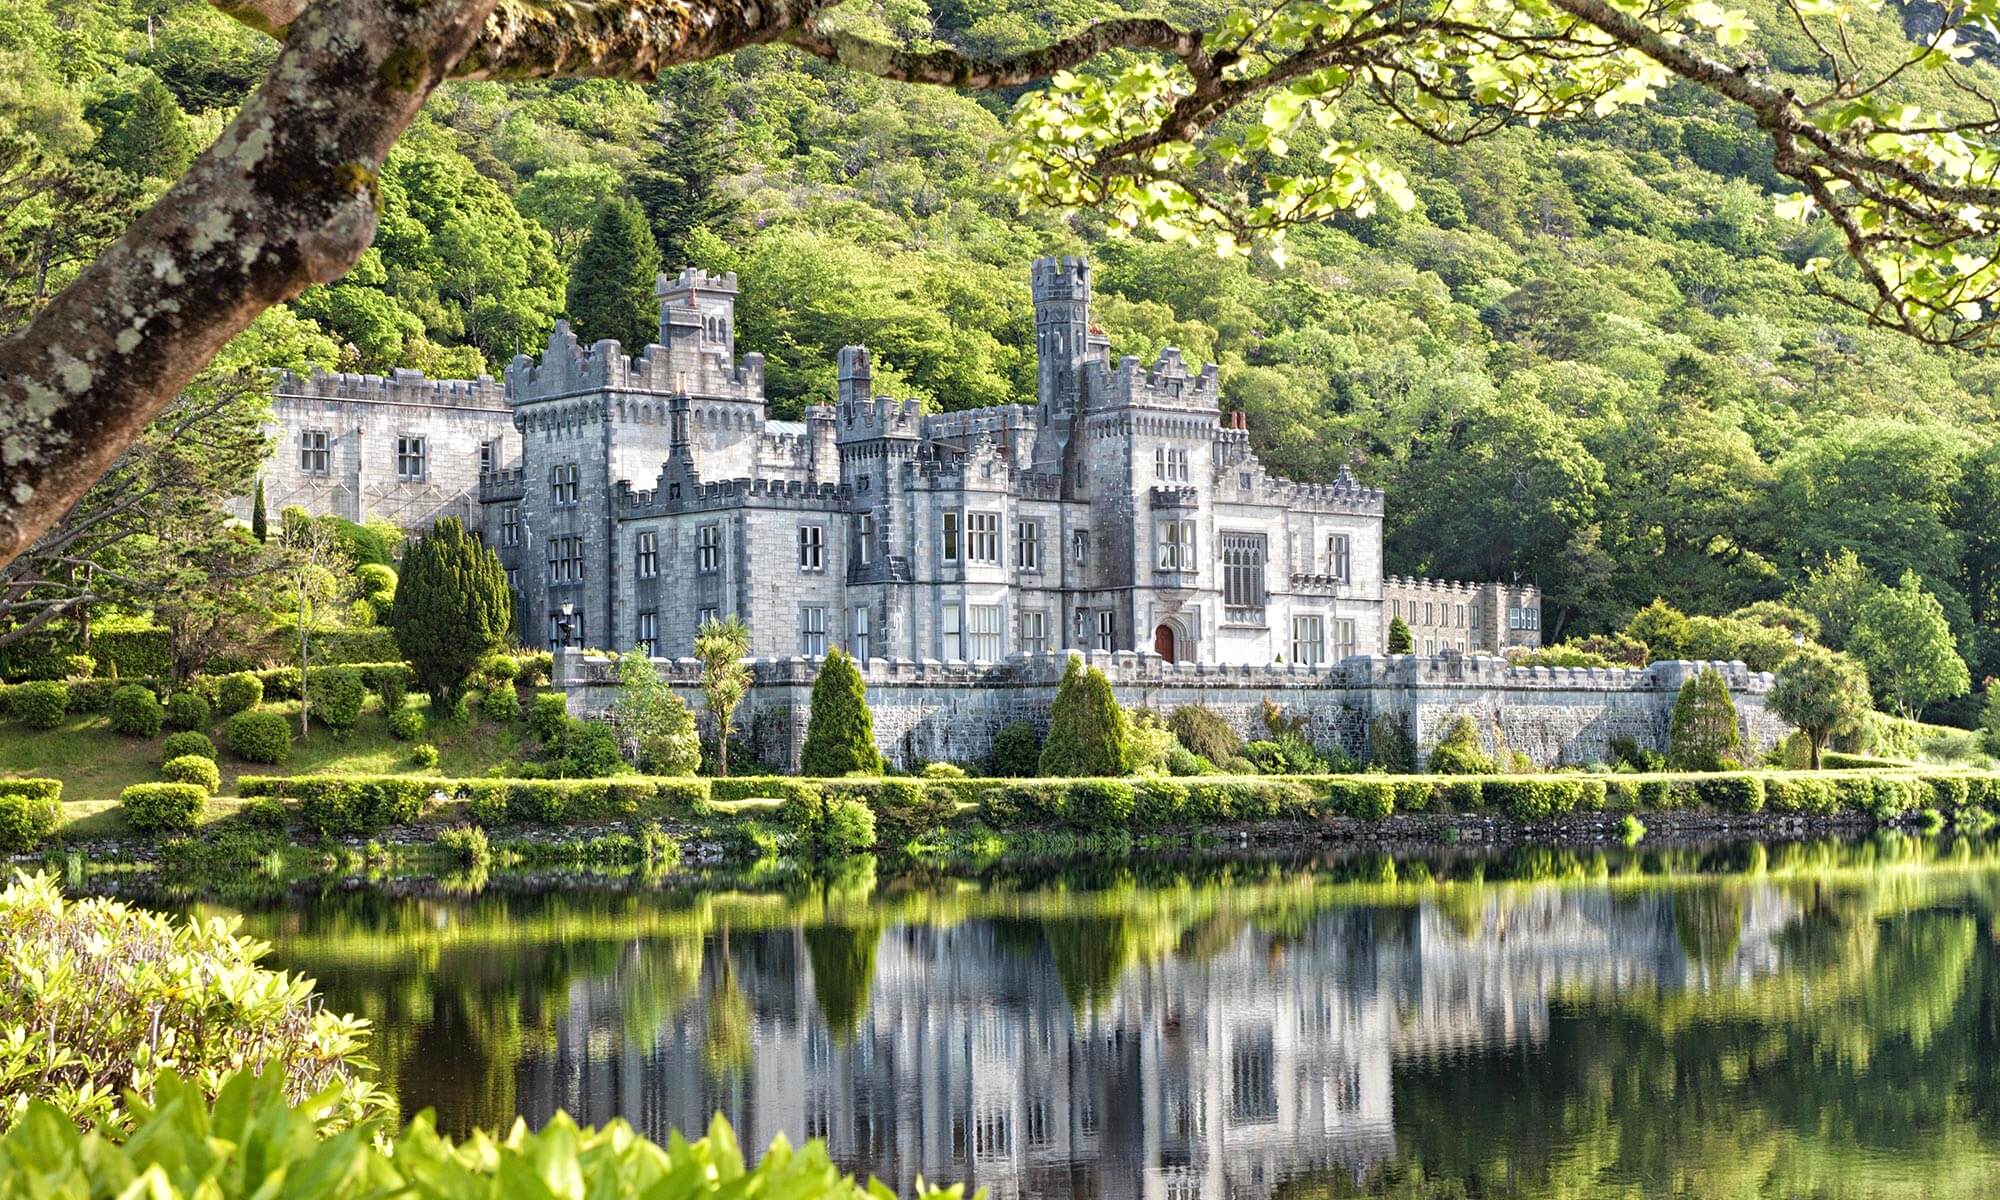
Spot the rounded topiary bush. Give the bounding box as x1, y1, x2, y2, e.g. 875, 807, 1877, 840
225, 710, 292, 764
109, 684, 165, 738
164, 690, 211, 732
483, 653, 521, 682
161, 730, 216, 762
411, 742, 440, 768
161, 754, 222, 795
387, 706, 425, 741
120, 782, 207, 834
312, 667, 367, 731
12, 681, 68, 729
0, 781, 62, 853
215, 671, 263, 716
921, 761, 967, 779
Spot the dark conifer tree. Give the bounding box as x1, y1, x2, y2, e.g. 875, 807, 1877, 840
389, 517, 511, 708
801, 646, 881, 775
564, 195, 661, 349
631, 63, 741, 267
1387, 617, 1413, 654
1038, 655, 1128, 777
250, 478, 267, 543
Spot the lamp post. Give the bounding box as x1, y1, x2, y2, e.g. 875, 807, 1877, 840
557, 601, 575, 647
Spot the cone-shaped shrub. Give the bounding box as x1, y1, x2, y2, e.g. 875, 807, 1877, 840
1387, 617, 1413, 654
1668, 668, 1742, 770
390, 517, 512, 709
1038, 655, 1128, 777
800, 647, 881, 776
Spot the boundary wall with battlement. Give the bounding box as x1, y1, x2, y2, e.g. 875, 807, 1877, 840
556, 649, 1783, 772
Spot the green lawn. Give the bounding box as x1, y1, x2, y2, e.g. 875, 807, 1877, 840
1, 693, 535, 806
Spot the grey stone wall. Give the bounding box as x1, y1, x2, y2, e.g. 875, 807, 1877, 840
557, 649, 1785, 773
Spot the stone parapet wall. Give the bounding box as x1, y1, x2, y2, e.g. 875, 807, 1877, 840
557, 650, 1785, 773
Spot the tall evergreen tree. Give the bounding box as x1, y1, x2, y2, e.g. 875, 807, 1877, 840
250, 477, 267, 543
801, 647, 881, 776
389, 517, 511, 709
632, 63, 741, 267
1386, 617, 1413, 655
564, 195, 661, 350
1667, 668, 1742, 771
87, 70, 196, 182
1039, 655, 1128, 777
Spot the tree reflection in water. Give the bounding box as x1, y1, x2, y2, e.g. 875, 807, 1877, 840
148, 835, 2000, 1199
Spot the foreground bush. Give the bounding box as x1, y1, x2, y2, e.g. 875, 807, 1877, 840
0, 1070, 968, 1200
0, 781, 61, 854
0, 874, 384, 1133
312, 667, 368, 731
119, 783, 208, 833
224, 710, 292, 764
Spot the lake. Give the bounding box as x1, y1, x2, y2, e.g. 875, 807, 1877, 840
155, 837, 2000, 1199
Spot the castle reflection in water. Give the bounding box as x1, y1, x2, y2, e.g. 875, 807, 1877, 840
503, 886, 1801, 1200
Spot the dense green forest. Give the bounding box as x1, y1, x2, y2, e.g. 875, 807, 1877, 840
3, 0, 1998, 718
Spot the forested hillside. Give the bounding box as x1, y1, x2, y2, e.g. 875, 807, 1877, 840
3, 0, 1997, 712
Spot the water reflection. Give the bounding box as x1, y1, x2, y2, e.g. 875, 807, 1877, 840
176, 839, 2000, 1199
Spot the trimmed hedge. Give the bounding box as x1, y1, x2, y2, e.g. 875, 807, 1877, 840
225, 768, 2000, 843
0, 779, 61, 853
12, 681, 67, 729
120, 782, 207, 834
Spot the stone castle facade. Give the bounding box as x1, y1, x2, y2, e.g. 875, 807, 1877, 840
249, 256, 1541, 667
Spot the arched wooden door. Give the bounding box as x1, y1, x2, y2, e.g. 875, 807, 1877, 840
1154, 623, 1177, 662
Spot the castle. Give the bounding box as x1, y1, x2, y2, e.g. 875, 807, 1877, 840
249, 256, 1542, 666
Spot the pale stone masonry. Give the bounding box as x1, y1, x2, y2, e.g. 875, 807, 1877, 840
558, 648, 1784, 772
250, 256, 1543, 665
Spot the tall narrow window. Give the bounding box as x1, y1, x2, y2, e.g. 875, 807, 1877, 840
636, 611, 658, 656
798, 524, 824, 572
851, 606, 870, 661
1326, 534, 1351, 582
549, 463, 579, 506
501, 506, 520, 546
395, 436, 427, 482
697, 524, 721, 573
635, 531, 659, 578
479, 440, 496, 475
1222, 534, 1267, 615
969, 604, 1003, 660
1020, 610, 1047, 654
941, 512, 961, 563
1096, 609, 1116, 651
801, 606, 828, 656
1156, 519, 1196, 571
966, 512, 1000, 564
299, 429, 330, 475
1015, 520, 1041, 571
1071, 529, 1090, 568
1291, 615, 1324, 666
942, 603, 963, 659
856, 512, 875, 566
1332, 618, 1356, 660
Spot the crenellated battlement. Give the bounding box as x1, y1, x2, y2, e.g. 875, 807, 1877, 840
1094, 349, 1222, 412
505, 322, 764, 406
275, 367, 504, 410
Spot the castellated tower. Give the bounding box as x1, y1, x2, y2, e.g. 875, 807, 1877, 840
1033, 256, 1093, 412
